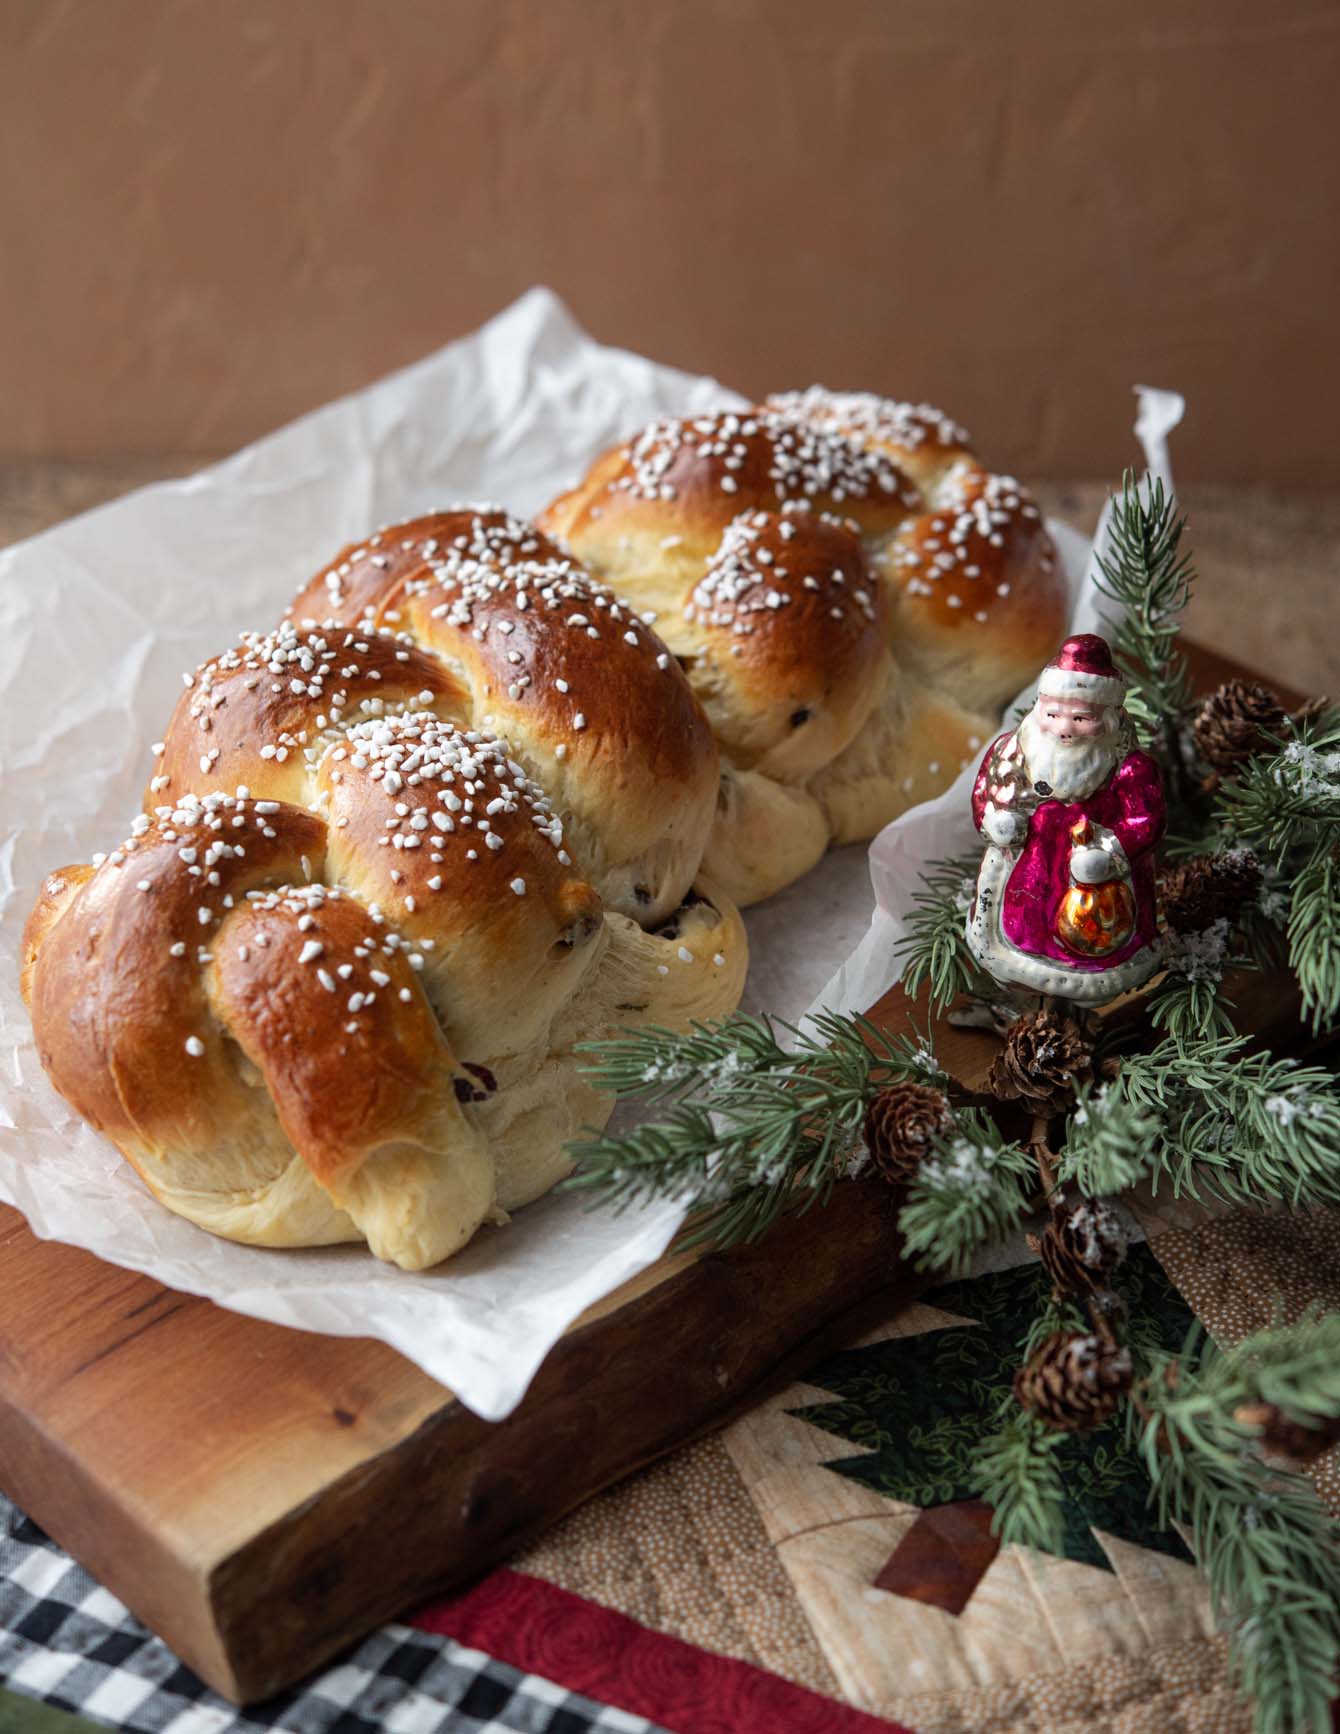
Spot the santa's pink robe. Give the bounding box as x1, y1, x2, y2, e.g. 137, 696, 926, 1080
971, 735, 1165, 971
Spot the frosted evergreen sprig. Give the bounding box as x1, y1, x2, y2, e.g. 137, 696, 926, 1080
1147, 917, 1249, 1042
563, 1010, 948, 1250
574, 1009, 941, 1109
1095, 1037, 1340, 1210
1092, 470, 1195, 784
897, 1110, 1033, 1276
1216, 707, 1340, 861
970, 1409, 1067, 1556
1287, 838, 1340, 1034
894, 846, 987, 1012
1132, 1324, 1340, 1734
1056, 1080, 1164, 1196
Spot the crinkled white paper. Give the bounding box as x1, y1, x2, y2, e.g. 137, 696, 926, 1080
0, 286, 1179, 1419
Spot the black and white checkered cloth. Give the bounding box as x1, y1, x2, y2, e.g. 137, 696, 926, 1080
1, 1494, 666, 1734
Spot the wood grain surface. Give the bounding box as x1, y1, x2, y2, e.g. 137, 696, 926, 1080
0, 1173, 923, 1704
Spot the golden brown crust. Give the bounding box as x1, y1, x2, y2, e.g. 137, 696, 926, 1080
764, 388, 975, 490
285, 509, 568, 631
288, 508, 719, 923
149, 623, 468, 811
207, 885, 463, 1190
399, 553, 716, 898
318, 712, 598, 950
761, 393, 1066, 711
678, 507, 889, 779
540, 392, 1069, 904
25, 795, 326, 1155
883, 460, 1066, 704
20, 864, 94, 1006
540, 408, 920, 560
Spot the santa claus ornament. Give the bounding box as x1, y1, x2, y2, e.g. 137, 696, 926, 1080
966, 634, 1166, 1004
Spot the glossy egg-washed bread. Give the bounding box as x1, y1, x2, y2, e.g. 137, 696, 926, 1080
22, 392, 1065, 1270
540, 389, 1067, 905
23, 508, 746, 1270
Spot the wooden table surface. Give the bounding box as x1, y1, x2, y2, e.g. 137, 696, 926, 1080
1, 459, 1338, 698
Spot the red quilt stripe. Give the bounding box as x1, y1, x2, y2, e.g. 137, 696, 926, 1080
414, 1567, 908, 1734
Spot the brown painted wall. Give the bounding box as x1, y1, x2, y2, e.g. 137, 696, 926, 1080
3, 0, 1338, 483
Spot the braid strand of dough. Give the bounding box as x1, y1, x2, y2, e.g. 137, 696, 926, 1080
539, 394, 1067, 907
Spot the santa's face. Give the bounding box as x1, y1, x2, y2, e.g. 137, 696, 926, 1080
1037, 695, 1106, 740
1016, 693, 1125, 802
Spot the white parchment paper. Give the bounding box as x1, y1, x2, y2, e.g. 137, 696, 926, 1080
0, 285, 1179, 1419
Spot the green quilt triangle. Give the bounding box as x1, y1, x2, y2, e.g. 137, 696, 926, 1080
791, 1244, 1194, 1578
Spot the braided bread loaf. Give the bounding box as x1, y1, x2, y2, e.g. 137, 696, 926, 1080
539, 391, 1067, 906
21, 508, 746, 1270
20, 392, 1066, 1273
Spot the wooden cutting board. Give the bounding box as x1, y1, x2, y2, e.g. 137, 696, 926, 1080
0, 641, 1302, 1706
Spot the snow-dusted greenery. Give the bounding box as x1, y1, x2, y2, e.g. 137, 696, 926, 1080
1059, 1038, 1340, 1208
563, 1010, 948, 1250
1133, 1319, 1340, 1734
896, 1111, 1033, 1275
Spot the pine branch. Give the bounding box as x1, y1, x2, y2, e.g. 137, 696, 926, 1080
896, 1111, 1034, 1275
563, 1011, 946, 1250
1056, 1081, 1163, 1196
1133, 1324, 1340, 1734
575, 1009, 936, 1107
1215, 708, 1340, 862
1146, 970, 1237, 1042
894, 848, 985, 1012
1287, 839, 1340, 1034
1092, 471, 1195, 788
1060, 1041, 1340, 1210
971, 1410, 1067, 1556
1147, 919, 1249, 1043
1218, 1310, 1340, 1433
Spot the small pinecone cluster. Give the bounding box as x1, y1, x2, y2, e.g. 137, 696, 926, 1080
1015, 1331, 1133, 1433
987, 1009, 1093, 1115
1159, 848, 1263, 935
1192, 679, 1286, 772
1031, 1196, 1128, 1299
1233, 1400, 1340, 1467
863, 1082, 952, 1184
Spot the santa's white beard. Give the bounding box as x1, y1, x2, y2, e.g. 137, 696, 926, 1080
1015, 710, 1125, 801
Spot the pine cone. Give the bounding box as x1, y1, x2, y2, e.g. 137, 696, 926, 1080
1192, 680, 1287, 772
1031, 1197, 1128, 1299
863, 1082, 952, 1184
987, 1009, 1093, 1115
1159, 848, 1262, 935
1233, 1400, 1340, 1466
1014, 1332, 1133, 1433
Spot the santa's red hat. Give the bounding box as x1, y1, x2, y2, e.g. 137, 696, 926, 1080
1037, 634, 1126, 706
